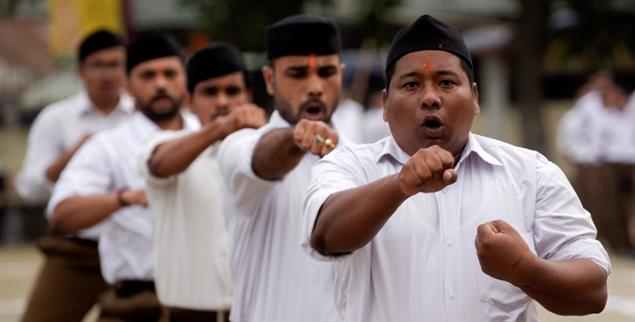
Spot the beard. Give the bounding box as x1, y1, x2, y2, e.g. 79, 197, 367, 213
275, 96, 337, 125
138, 92, 182, 123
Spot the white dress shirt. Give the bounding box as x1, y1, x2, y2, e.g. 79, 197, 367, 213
47, 111, 199, 284
16, 90, 133, 205
140, 128, 233, 311
218, 111, 339, 321
303, 133, 611, 322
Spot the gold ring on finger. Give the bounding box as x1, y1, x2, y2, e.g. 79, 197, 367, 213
323, 138, 335, 149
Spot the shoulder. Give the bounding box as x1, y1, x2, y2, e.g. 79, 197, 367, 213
32, 93, 83, 124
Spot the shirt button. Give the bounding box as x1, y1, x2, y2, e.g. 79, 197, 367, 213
445, 239, 454, 246
449, 291, 456, 299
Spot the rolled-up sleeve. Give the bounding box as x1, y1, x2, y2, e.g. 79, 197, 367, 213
46, 135, 114, 220
218, 128, 276, 216
533, 155, 611, 274
139, 130, 190, 187
302, 146, 366, 261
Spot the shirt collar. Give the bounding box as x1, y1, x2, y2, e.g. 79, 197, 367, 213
79, 89, 135, 116
376, 132, 502, 168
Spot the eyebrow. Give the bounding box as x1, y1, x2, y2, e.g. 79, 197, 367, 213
397, 69, 460, 80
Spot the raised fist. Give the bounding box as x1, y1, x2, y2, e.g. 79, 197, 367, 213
398, 145, 457, 196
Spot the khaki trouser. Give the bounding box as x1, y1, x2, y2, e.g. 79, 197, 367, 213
160, 307, 230, 322
97, 280, 161, 322
575, 163, 634, 251
20, 234, 108, 322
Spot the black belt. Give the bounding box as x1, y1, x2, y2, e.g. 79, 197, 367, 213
113, 280, 156, 297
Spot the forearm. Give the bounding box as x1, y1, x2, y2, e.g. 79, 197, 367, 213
311, 174, 409, 255
45, 149, 77, 182
519, 258, 607, 315
51, 193, 121, 232
252, 128, 306, 180
149, 125, 224, 178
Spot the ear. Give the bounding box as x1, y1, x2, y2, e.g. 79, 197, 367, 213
471, 82, 480, 116
381, 89, 389, 121
262, 65, 274, 96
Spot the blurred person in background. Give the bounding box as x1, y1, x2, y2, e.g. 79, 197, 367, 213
557, 72, 635, 256
47, 33, 198, 322
141, 42, 266, 322
217, 14, 344, 321
16, 29, 133, 322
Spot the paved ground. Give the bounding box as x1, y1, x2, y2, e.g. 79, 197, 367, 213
0, 246, 633, 322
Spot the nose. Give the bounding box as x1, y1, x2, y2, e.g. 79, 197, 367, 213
216, 92, 229, 109
420, 82, 441, 110
306, 73, 323, 98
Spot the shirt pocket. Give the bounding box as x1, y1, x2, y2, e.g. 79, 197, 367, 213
476, 231, 537, 320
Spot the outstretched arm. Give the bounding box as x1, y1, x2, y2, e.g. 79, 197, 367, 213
149, 105, 266, 178
311, 145, 457, 255
252, 119, 338, 180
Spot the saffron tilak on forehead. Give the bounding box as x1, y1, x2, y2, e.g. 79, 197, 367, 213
308, 54, 317, 71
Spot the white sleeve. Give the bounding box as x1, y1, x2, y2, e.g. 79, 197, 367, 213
301, 146, 367, 261
533, 154, 611, 274
15, 108, 64, 203
46, 135, 114, 220
139, 130, 192, 187
217, 128, 276, 216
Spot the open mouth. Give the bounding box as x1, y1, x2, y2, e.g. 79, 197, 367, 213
421, 116, 445, 138
301, 101, 326, 121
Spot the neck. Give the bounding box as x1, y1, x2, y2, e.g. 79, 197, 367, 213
156, 113, 183, 131
88, 92, 119, 115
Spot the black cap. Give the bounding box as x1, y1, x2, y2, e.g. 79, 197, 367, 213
187, 42, 247, 93
385, 15, 473, 84
265, 14, 342, 60
126, 33, 184, 73
78, 29, 124, 63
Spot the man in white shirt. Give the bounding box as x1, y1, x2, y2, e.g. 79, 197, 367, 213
557, 77, 635, 255
140, 43, 266, 321
305, 14, 610, 321
218, 14, 343, 321
47, 33, 196, 322
17, 29, 133, 322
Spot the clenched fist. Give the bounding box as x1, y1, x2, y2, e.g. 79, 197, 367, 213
398, 145, 457, 196
293, 119, 338, 157
216, 104, 267, 139
119, 188, 148, 208
475, 220, 536, 286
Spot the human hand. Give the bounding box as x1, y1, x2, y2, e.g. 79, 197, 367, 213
397, 145, 456, 196
118, 189, 148, 208
216, 104, 267, 138
475, 220, 536, 286
292, 119, 338, 157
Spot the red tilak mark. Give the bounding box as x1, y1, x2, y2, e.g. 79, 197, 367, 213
422, 59, 431, 72
308, 55, 317, 71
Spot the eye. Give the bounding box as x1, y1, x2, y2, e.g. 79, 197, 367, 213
440, 80, 456, 88
225, 86, 242, 96
201, 87, 218, 96
286, 68, 307, 79
317, 66, 337, 78
401, 81, 418, 90
139, 71, 154, 80
164, 69, 178, 78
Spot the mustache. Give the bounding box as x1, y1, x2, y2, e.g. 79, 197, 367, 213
299, 99, 326, 111
149, 93, 175, 104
